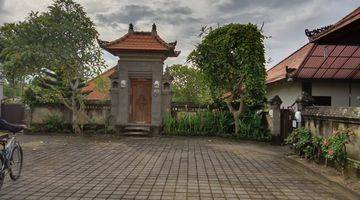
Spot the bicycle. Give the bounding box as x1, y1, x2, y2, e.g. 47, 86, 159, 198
0, 119, 24, 190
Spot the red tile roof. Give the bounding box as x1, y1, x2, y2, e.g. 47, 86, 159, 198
295, 44, 360, 79
99, 25, 180, 57
267, 7, 360, 84
266, 43, 314, 84
267, 43, 360, 84
83, 67, 116, 101
105, 33, 172, 51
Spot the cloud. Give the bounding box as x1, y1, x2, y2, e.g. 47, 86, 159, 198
0, 0, 359, 69
217, 0, 309, 12
0, 0, 7, 24
96, 3, 196, 28
97, 5, 154, 26
0, 0, 4, 10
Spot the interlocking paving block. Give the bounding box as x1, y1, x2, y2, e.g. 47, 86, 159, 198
0, 134, 353, 199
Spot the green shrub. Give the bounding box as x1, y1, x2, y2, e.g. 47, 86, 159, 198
321, 129, 354, 168
312, 135, 324, 162
236, 114, 271, 141
43, 114, 66, 132
163, 111, 232, 136
285, 127, 313, 156
164, 111, 271, 141
286, 128, 354, 169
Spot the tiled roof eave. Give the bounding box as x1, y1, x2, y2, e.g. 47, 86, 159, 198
99, 32, 177, 52
103, 47, 180, 57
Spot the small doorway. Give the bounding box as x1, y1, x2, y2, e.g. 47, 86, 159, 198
129, 78, 152, 124
280, 109, 294, 143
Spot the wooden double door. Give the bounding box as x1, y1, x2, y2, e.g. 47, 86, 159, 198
129, 78, 152, 124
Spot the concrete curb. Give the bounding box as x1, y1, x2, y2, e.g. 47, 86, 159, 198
285, 155, 360, 200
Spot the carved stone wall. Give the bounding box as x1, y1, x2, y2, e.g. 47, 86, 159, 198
302, 106, 360, 161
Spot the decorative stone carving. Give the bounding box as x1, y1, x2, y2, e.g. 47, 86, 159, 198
112, 81, 119, 88
296, 92, 314, 108
269, 95, 282, 106
305, 25, 333, 38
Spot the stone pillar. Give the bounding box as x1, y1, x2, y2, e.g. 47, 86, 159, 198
162, 67, 173, 119
269, 95, 282, 144
109, 67, 119, 126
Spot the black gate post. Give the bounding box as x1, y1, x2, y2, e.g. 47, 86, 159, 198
1, 103, 25, 124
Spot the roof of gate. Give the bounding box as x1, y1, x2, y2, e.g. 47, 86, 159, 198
98, 24, 180, 57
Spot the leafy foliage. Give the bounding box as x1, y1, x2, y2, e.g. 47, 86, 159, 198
163, 111, 232, 136
0, 0, 105, 133
285, 127, 313, 156
0, 23, 37, 86
164, 111, 269, 142
43, 114, 67, 133
320, 129, 354, 168
286, 128, 354, 169
3, 83, 23, 99
188, 23, 266, 134
188, 23, 266, 109
169, 64, 212, 104
237, 114, 271, 141
23, 69, 89, 107
92, 75, 111, 95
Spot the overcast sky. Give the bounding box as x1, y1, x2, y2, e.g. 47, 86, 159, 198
0, 0, 359, 70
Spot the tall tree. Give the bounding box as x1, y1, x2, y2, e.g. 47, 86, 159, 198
0, 0, 105, 134
169, 64, 211, 104
188, 23, 266, 134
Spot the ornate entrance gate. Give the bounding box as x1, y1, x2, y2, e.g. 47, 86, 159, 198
129, 79, 152, 124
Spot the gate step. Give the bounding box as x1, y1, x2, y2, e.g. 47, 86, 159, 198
124, 126, 150, 132
123, 131, 150, 137
123, 125, 151, 136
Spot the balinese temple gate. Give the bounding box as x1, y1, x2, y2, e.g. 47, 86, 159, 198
99, 24, 180, 135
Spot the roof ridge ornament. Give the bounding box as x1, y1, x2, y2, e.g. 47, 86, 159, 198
128, 23, 134, 34
305, 25, 333, 40
152, 23, 157, 35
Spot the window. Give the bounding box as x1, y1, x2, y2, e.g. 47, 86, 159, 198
313, 96, 331, 106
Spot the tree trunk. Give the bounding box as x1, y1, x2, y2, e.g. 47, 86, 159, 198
226, 100, 243, 135
71, 90, 82, 135
233, 112, 240, 134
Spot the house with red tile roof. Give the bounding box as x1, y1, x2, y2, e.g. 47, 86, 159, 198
82, 67, 116, 102
95, 23, 179, 135
266, 7, 360, 108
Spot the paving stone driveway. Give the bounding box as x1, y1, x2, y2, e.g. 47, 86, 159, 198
0, 134, 352, 200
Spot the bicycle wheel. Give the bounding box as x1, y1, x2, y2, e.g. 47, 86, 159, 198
0, 171, 4, 190
0, 156, 4, 190
9, 144, 23, 181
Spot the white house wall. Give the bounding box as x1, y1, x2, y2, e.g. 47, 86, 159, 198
266, 81, 302, 108
312, 82, 360, 107
266, 81, 360, 108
